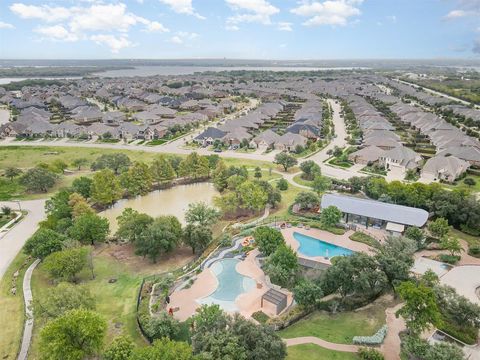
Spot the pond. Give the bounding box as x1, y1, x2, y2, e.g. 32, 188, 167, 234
100, 182, 218, 232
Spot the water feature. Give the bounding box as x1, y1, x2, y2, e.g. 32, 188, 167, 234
100, 182, 218, 232
198, 258, 256, 312
293, 232, 354, 258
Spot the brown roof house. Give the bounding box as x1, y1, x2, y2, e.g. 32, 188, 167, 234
421, 155, 470, 183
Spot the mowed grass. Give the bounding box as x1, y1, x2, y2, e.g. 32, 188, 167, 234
279, 303, 388, 344
0, 252, 32, 360
287, 344, 358, 360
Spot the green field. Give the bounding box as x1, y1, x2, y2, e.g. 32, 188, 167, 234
279, 301, 388, 344
287, 344, 358, 360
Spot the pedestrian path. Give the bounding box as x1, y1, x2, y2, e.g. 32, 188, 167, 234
284, 336, 359, 352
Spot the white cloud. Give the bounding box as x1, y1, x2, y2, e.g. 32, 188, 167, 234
277, 22, 293, 31
0, 21, 14, 29
445, 10, 468, 19
386, 15, 396, 23
10, 2, 169, 53
226, 24, 240, 31
159, 0, 205, 19
169, 31, 199, 44
35, 25, 79, 41
291, 0, 363, 26
90, 34, 132, 53
226, 0, 279, 26
10, 3, 71, 23
144, 21, 169, 33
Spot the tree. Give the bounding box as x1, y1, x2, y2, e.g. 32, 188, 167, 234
238, 180, 268, 212
463, 177, 476, 187
103, 336, 134, 360
294, 191, 319, 210
178, 152, 210, 179
130, 338, 193, 360
293, 279, 323, 308
4, 167, 22, 181
183, 224, 212, 254
396, 281, 442, 335
135, 216, 182, 262
299, 160, 320, 180
274, 152, 298, 172
185, 202, 220, 227
35, 282, 95, 319
20, 167, 56, 192
71, 158, 88, 170
43, 247, 88, 282
440, 236, 462, 257
404, 226, 424, 247
91, 153, 131, 174
256, 180, 282, 208
375, 236, 417, 288
212, 161, 229, 192
145, 311, 181, 340
424, 342, 464, 360
39, 309, 106, 360
276, 178, 288, 191
45, 189, 73, 224
358, 347, 384, 360
434, 285, 480, 329
213, 192, 240, 216
348, 176, 364, 193
428, 218, 450, 239
320, 205, 342, 228
312, 175, 332, 194
24, 228, 67, 259
71, 176, 93, 199
150, 155, 175, 185
69, 212, 109, 245
91, 169, 123, 206
264, 245, 298, 287
168, 155, 182, 177
68, 193, 94, 218
253, 226, 284, 256
120, 161, 153, 196
115, 208, 153, 243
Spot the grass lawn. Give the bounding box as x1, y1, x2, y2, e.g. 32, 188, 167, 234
349, 231, 380, 248
247, 169, 282, 182
287, 344, 358, 360
292, 174, 313, 188
450, 228, 480, 247
279, 302, 388, 344
267, 184, 304, 220
0, 252, 32, 360
444, 175, 480, 193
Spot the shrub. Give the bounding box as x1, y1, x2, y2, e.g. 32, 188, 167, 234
353, 325, 388, 345
468, 245, 480, 258
251, 311, 270, 324
358, 348, 384, 360
463, 178, 476, 186
276, 178, 289, 191
437, 322, 478, 345
438, 254, 460, 264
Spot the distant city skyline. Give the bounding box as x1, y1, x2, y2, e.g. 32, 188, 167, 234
0, 0, 479, 59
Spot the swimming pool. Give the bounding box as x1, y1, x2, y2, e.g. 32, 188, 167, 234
293, 232, 354, 258
197, 258, 256, 312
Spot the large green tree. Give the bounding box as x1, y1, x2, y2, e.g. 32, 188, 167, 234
135, 216, 182, 262
69, 212, 109, 245
39, 309, 106, 360
150, 155, 175, 185
178, 152, 210, 179
24, 228, 67, 259
274, 152, 298, 172
428, 218, 450, 239
91, 153, 131, 174
320, 205, 342, 228
20, 167, 57, 193
312, 175, 332, 194
103, 336, 134, 360
253, 226, 284, 256
115, 208, 153, 243
238, 180, 268, 212
43, 247, 89, 283
264, 245, 298, 288
183, 224, 212, 254
299, 160, 321, 180
185, 202, 220, 227
120, 161, 153, 196
71, 176, 93, 199
294, 191, 319, 210
35, 282, 95, 319
91, 169, 123, 206
130, 338, 194, 360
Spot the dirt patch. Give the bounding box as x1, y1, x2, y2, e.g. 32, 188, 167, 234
95, 243, 195, 275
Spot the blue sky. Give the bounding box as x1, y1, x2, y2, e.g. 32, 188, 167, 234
0, 0, 479, 59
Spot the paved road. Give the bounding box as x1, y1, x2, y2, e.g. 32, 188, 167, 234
0, 200, 46, 279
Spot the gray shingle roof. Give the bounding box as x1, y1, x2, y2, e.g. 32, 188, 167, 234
321, 193, 429, 227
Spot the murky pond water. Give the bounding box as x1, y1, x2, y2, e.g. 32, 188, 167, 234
101, 182, 218, 232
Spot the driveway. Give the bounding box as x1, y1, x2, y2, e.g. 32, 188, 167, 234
0, 200, 46, 280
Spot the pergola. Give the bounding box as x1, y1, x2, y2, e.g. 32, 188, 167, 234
261, 289, 287, 315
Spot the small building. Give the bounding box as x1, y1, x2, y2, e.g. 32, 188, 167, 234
261, 288, 288, 316
320, 193, 429, 234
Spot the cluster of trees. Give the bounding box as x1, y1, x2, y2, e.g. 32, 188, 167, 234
253, 227, 298, 288
398, 270, 480, 359
88, 153, 216, 206
294, 236, 417, 309
212, 161, 281, 217
115, 202, 219, 262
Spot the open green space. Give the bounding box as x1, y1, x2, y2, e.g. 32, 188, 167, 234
279, 302, 388, 344
443, 174, 480, 193
292, 174, 313, 187
287, 344, 358, 360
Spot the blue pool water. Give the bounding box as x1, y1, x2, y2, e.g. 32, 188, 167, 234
198, 258, 255, 311
294, 232, 354, 258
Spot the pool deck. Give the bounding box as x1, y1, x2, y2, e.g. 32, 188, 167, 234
282, 227, 374, 265
168, 247, 292, 322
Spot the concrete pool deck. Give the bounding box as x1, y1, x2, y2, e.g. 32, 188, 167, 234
168, 247, 292, 321
440, 265, 480, 305
282, 227, 374, 265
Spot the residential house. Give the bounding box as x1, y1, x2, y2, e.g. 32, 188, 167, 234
422, 155, 470, 183
348, 145, 385, 165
